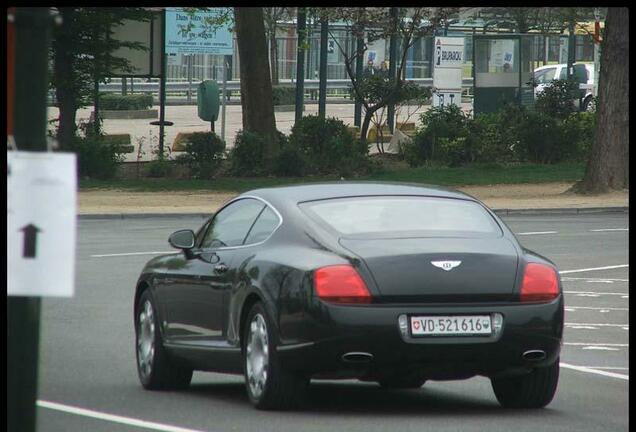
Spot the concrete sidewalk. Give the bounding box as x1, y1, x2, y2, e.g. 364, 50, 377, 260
78, 182, 628, 217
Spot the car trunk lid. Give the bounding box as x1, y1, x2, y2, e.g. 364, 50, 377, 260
340, 236, 519, 303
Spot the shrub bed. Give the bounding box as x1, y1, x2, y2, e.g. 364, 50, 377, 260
99, 93, 153, 111
401, 101, 595, 168
287, 115, 369, 176
174, 132, 225, 179
271, 86, 296, 106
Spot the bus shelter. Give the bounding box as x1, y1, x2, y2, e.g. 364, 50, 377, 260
473, 34, 535, 115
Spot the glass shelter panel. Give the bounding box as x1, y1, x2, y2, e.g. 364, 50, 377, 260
474, 38, 520, 88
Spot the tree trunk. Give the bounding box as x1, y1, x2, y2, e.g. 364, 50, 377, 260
269, 31, 279, 85
53, 8, 78, 150
234, 7, 279, 166
360, 105, 380, 145
574, 7, 629, 193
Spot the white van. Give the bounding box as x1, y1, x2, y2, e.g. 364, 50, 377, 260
533, 63, 595, 111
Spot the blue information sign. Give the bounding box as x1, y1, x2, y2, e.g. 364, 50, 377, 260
165, 8, 234, 55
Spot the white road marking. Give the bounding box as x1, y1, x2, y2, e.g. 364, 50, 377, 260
37, 400, 206, 432
568, 326, 598, 330
586, 367, 630, 371
560, 363, 629, 381
564, 342, 628, 347
517, 231, 558, 236
565, 323, 629, 327
590, 228, 629, 232
562, 277, 629, 282
582, 346, 620, 351
565, 291, 629, 297
91, 251, 174, 258
565, 306, 629, 311
559, 264, 629, 275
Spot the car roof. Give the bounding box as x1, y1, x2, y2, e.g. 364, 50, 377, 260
241, 182, 478, 210
534, 63, 593, 72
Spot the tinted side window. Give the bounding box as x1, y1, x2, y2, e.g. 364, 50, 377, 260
558, 67, 567, 80
534, 68, 556, 84
195, 217, 213, 247
542, 68, 556, 82
244, 206, 280, 245
573, 64, 588, 83
201, 199, 264, 248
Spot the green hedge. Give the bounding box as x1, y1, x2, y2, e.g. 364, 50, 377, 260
227, 118, 371, 178
287, 115, 369, 176
228, 130, 289, 176
174, 132, 226, 179
271, 86, 296, 106
99, 93, 153, 111
401, 104, 595, 167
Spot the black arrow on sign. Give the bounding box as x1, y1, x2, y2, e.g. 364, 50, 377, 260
20, 224, 41, 259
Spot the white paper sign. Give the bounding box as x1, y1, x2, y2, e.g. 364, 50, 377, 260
7, 151, 77, 297
491, 40, 515, 70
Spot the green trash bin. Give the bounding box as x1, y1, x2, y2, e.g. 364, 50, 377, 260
197, 80, 220, 122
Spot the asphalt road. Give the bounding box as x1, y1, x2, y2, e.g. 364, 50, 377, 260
35, 213, 629, 432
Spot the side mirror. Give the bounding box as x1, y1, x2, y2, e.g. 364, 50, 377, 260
168, 229, 195, 250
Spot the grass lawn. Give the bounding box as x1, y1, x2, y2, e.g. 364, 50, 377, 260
79, 162, 586, 192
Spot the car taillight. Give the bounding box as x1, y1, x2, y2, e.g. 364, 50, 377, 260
314, 265, 372, 304
520, 263, 559, 302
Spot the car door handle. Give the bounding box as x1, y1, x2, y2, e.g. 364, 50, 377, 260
214, 263, 229, 274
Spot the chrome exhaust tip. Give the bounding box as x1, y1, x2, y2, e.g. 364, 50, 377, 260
522, 350, 546, 362
341, 352, 374, 363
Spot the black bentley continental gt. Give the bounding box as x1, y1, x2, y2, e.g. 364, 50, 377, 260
134, 183, 563, 410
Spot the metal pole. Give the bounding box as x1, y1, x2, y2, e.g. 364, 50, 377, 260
93, 78, 100, 134
354, 36, 364, 127
567, 18, 576, 80
318, 17, 328, 120
221, 59, 227, 142
387, 7, 398, 133
295, 7, 306, 123
158, 8, 166, 156
9, 7, 50, 432
187, 54, 192, 104
593, 8, 601, 98
566, 17, 578, 106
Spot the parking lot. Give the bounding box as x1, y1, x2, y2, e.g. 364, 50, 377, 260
36, 212, 628, 432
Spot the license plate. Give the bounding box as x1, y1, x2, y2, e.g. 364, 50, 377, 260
410, 315, 492, 336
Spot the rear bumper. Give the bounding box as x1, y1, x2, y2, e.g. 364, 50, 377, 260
278, 296, 564, 380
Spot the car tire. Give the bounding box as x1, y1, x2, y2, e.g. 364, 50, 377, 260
491, 359, 559, 408
583, 95, 596, 112
243, 302, 308, 410
135, 289, 193, 390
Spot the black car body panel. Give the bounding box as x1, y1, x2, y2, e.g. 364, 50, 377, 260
135, 182, 564, 381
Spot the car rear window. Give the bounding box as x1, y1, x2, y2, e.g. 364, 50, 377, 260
300, 196, 502, 238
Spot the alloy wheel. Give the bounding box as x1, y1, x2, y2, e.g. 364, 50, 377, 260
137, 300, 155, 379
246, 313, 269, 399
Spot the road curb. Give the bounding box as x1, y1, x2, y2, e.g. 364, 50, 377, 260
77, 206, 628, 220
78, 213, 211, 220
